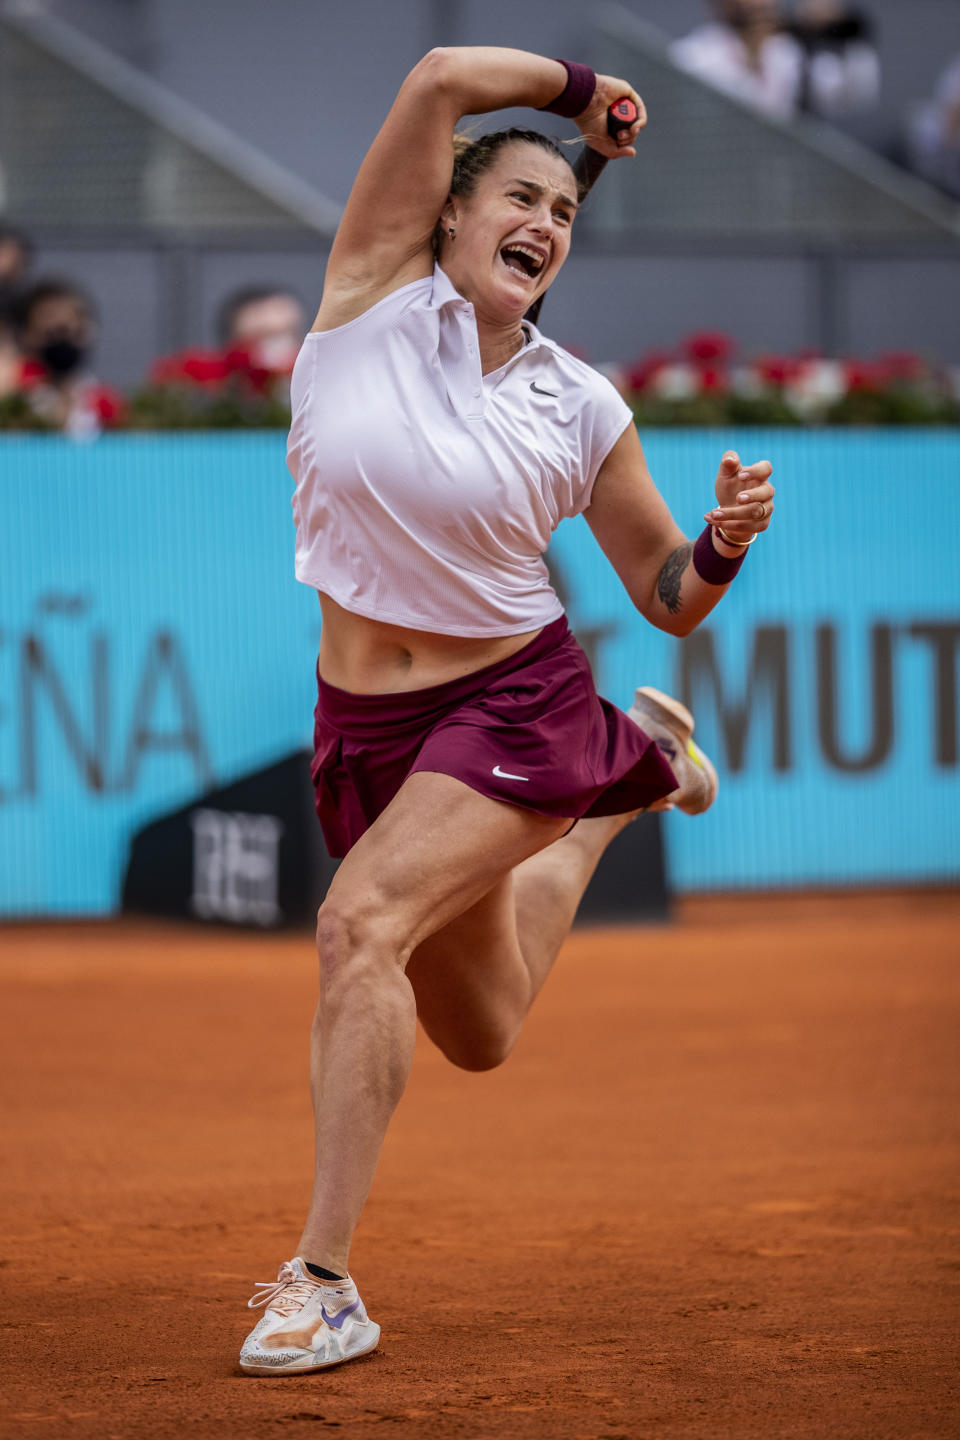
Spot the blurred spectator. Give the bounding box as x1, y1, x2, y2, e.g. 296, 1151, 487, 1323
0, 308, 20, 399
142, 284, 306, 422
0, 317, 19, 399
217, 284, 306, 373
12, 279, 124, 436
786, 1, 881, 118
149, 284, 305, 389
0, 223, 33, 399
0, 222, 33, 303
670, 0, 880, 123
670, 0, 804, 122
907, 55, 960, 198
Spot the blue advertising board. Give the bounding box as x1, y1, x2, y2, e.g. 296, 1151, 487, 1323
549, 430, 959, 893
1, 430, 957, 915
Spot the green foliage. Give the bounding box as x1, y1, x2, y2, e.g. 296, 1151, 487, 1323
3, 337, 959, 430
126, 384, 291, 431
0, 392, 56, 431
631, 394, 804, 427
824, 387, 960, 427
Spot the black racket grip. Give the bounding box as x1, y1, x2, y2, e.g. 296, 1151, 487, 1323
573, 96, 639, 194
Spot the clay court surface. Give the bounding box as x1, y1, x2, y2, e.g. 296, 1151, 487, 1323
2, 893, 959, 1440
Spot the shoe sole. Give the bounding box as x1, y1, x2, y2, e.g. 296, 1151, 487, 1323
239, 1325, 381, 1376
632, 687, 718, 815
633, 686, 694, 742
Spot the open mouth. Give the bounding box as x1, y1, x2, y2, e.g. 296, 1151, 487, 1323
499, 244, 546, 281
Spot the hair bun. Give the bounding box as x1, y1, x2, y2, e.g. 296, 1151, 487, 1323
451, 132, 476, 161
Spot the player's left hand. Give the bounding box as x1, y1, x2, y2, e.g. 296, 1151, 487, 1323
704, 451, 774, 543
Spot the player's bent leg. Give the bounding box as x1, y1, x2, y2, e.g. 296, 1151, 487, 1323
240, 771, 569, 1375
407, 809, 638, 1071
406, 875, 531, 1071
406, 685, 719, 1079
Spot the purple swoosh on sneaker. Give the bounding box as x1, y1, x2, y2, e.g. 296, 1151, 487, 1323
320, 1297, 361, 1330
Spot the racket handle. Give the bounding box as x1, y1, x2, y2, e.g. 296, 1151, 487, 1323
528, 97, 639, 324
574, 96, 639, 192
607, 97, 639, 139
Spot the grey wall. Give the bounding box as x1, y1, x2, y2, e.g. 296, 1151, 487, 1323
45, 0, 960, 190
29, 235, 333, 386
844, 257, 960, 360
546, 252, 819, 360
34, 237, 957, 389
24, 0, 960, 385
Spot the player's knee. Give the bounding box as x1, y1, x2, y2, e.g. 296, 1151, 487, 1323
314, 890, 406, 989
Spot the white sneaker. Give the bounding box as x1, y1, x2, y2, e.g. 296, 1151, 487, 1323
627, 686, 718, 816
239, 1258, 380, 1375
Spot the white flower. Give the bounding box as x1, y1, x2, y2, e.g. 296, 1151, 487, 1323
785, 360, 848, 418
650, 363, 699, 402
731, 365, 765, 398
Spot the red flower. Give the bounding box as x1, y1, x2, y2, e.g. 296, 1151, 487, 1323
756, 354, 802, 387
14, 357, 48, 389
625, 350, 673, 393
844, 360, 883, 392
149, 349, 233, 387
876, 351, 925, 384
684, 331, 734, 366
698, 365, 728, 394
13, 360, 125, 425
223, 345, 278, 395
91, 384, 126, 426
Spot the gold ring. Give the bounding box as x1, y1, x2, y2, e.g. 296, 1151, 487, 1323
758, 501, 767, 521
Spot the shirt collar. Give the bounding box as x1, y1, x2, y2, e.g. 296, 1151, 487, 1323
432, 262, 470, 311
433, 263, 551, 357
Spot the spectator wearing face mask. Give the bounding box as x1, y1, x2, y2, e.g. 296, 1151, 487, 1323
13, 279, 125, 436
786, 0, 881, 119
217, 285, 306, 373
147, 285, 307, 408
670, 0, 805, 121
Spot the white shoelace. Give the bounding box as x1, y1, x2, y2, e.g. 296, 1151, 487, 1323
247, 1261, 322, 1316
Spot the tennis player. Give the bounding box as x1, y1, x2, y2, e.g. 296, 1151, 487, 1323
239, 47, 774, 1374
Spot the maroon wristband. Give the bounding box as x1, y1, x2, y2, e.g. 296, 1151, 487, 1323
692, 524, 750, 586
539, 59, 597, 118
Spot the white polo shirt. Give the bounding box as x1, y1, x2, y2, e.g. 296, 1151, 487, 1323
288, 263, 633, 637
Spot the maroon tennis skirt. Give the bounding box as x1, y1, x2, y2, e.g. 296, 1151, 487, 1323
310, 615, 678, 858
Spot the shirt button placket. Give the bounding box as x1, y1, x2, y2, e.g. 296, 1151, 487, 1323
466, 327, 482, 415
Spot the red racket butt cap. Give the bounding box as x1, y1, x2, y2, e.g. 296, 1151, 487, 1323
608, 97, 639, 133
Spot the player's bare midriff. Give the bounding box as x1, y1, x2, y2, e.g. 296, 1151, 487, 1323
316, 591, 543, 694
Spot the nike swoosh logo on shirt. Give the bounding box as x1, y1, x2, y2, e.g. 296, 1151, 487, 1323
492, 765, 530, 781
320, 1298, 361, 1331
530, 381, 558, 397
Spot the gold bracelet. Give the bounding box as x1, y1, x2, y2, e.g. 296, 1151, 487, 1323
716, 525, 757, 548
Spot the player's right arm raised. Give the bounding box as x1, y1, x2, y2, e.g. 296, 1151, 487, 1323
314, 48, 642, 331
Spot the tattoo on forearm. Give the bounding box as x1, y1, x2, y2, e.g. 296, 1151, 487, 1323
657, 543, 692, 615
